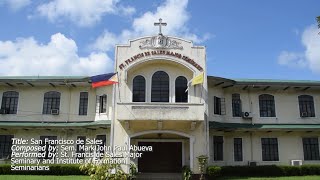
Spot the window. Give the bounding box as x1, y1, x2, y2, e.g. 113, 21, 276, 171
214, 96, 225, 115
132, 75, 146, 102
261, 138, 279, 161
1, 91, 19, 114
213, 136, 223, 161
79, 92, 88, 115
234, 138, 243, 161
232, 94, 242, 117
96, 135, 106, 157
98, 95, 107, 113
151, 71, 169, 102
298, 95, 315, 117
259, 94, 276, 117
43, 91, 61, 114
175, 76, 188, 102
39, 136, 57, 159
214, 96, 221, 115
302, 137, 320, 160
76, 136, 86, 159
0, 135, 13, 159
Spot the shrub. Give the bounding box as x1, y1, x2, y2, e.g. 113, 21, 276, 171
79, 158, 128, 180
182, 165, 193, 180
206, 164, 320, 177
0, 164, 84, 175
300, 165, 320, 175
279, 165, 301, 176
207, 166, 221, 178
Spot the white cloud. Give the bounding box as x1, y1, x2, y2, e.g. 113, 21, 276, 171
302, 25, 320, 72
91, 0, 211, 52
278, 24, 320, 73
278, 51, 307, 68
36, 0, 135, 27
0, 33, 113, 76
0, 0, 31, 11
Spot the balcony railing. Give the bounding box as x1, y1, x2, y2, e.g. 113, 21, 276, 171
116, 102, 204, 121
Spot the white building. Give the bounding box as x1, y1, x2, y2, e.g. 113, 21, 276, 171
0, 20, 320, 175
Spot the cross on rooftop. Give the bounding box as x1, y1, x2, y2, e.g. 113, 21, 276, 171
154, 18, 167, 35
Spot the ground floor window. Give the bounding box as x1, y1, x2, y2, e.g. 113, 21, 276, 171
96, 135, 106, 157
0, 135, 13, 159
261, 138, 279, 161
234, 138, 243, 161
39, 136, 57, 159
213, 136, 223, 161
303, 137, 320, 160
76, 136, 86, 159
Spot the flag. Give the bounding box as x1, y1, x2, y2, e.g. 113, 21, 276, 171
191, 72, 204, 86
185, 72, 204, 92
90, 73, 118, 88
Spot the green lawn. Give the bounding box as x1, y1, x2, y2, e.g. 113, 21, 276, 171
1, 175, 320, 180
219, 176, 320, 180
0, 175, 89, 180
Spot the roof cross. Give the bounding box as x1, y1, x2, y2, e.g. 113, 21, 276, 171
154, 18, 167, 35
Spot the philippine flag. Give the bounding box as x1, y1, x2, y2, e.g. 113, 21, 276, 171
90, 73, 118, 88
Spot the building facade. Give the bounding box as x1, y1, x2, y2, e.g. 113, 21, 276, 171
0, 29, 320, 174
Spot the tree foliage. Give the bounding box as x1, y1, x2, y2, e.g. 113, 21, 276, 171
317, 16, 320, 28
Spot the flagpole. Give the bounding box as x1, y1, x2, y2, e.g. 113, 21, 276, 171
110, 82, 116, 152
200, 84, 203, 103
110, 72, 119, 154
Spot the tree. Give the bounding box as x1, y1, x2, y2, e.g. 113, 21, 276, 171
317, 16, 320, 28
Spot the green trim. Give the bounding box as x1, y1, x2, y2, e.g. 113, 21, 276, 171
232, 78, 320, 84
0, 120, 111, 128
209, 121, 320, 130
1, 75, 320, 85
0, 76, 88, 80
207, 76, 320, 85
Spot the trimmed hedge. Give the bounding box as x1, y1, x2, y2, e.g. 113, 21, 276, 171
0, 164, 85, 175
207, 165, 320, 178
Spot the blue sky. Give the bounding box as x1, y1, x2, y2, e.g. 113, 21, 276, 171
0, 0, 319, 80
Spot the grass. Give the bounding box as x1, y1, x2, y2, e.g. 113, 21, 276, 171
1, 175, 320, 180
0, 175, 89, 180
219, 176, 320, 180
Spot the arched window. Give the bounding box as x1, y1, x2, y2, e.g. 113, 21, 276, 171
175, 76, 188, 102
1, 91, 19, 114
298, 95, 315, 117
132, 75, 146, 102
151, 71, 169, 102
43, 91, 61, 114
259, 94, 275, 117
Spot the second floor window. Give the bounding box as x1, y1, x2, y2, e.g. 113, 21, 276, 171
175, 76, 188, 103
298, 95, 315, 117
1, 91, 19, 114
43, 91, 60, 114
214, 96, 225, 115
98, 95, 107, 113
132, 75, 146, 102
151, 71, 169, 102
232, 93, 242, 117
79, 92, 88, 115
259, 94, 275, 117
